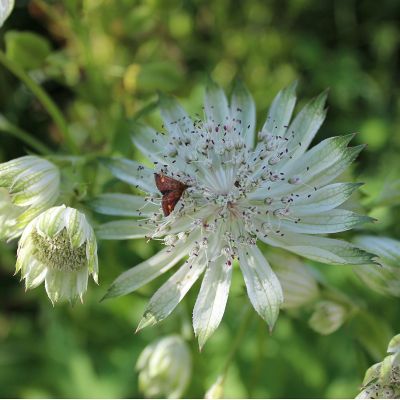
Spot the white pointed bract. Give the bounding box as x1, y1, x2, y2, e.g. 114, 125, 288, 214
353, 236, 400, 297
0, 156, 60, 241
97, 81, 375, 346
136, 335, 191, 399
356, 334, 400, 399
0, 0, 14, 27
16, 205, 98, 304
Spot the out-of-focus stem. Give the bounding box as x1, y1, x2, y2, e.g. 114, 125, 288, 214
221, 305, 254, 382
0, 115, 52, 155
0, 50, 78, 154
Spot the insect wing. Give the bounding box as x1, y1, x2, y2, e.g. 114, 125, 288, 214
155, 173, 187, 194
162, 190, 183, 216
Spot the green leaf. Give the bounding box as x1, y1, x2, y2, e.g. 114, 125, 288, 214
5, 31, 52, 70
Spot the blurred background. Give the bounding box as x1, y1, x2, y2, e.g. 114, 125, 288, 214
1, 0, 400, 398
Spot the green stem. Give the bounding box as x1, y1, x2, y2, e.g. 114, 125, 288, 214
0, 115, 52, 155
0, 50, 78, 154
221, 306, 254, 381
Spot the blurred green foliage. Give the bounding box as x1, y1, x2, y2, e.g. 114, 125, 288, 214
1, 0, 400, 398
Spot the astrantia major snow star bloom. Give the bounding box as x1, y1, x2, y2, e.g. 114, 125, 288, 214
0, 155, 60, 241
94, 81, 376, 348
16, 205, 98, 304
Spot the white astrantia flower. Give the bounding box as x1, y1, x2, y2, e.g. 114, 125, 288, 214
136, 335, 191, 399
0, 156, 60, 241
16, 205, 98, 304
94, 80, 376, 348
0, 0, 14, 27
353, 236, 400, 297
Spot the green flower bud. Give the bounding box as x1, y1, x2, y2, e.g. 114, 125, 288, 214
136, 335, 191, 399
0, 156, 60, 241
308, 300, 348, 335
16, 205, 98, 304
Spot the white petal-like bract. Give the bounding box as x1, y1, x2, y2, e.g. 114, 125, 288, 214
16, 205, 98, 303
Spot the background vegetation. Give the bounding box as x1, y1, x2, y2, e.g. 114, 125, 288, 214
1, 0, 400, 398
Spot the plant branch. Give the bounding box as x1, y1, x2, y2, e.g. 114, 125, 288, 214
221, 305, 254, 380
0, 50, 78, 153
0, 115, 52, 155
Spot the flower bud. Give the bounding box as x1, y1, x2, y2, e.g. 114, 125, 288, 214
16, 205, 98, 304
204, 375, 224, 399
0, 156, 60, 241
308, 300, 348, 335
136, 335, 191, 399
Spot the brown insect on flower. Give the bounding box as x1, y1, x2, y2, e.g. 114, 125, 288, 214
154, 173, 189, 216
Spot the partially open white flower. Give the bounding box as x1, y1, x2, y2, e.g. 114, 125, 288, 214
95, 81, 375, 347
16, 205, 98, 304
0, 0, 14, 27
136, 335, 191, 399
0, 156, 60, 241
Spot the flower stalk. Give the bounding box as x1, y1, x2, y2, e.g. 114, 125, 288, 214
0, 50, 78, 154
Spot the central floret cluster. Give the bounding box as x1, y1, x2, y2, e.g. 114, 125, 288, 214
95, 81, 376, 348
